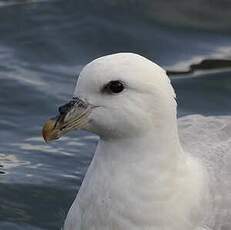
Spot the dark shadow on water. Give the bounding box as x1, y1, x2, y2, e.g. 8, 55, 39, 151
167, 59, 231, 75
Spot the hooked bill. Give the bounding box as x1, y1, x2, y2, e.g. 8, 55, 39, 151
42, 117, 61, 142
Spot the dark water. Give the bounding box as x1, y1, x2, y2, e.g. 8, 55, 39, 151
0, 0, 231, 229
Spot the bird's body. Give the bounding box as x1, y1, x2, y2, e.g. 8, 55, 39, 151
43, 53, 227, 230
64, 136, 209, 230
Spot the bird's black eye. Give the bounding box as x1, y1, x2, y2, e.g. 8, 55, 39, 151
103, 80, 125, 94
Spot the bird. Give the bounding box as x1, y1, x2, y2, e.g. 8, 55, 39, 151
42, 53, 218, 230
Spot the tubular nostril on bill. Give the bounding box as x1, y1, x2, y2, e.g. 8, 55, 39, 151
58, 100, 77, 115
58, 104, 70, 115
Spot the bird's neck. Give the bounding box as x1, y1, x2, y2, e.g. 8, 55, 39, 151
95, 120, 186, 172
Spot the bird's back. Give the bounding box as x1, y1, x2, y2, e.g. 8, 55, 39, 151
179, 114, 231, 230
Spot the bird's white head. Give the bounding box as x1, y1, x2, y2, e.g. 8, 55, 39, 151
42, 53, 177, 141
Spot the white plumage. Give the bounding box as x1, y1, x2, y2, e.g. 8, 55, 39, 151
62, 53, 226, 230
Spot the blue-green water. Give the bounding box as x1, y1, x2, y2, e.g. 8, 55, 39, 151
0, 0, 231, 229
